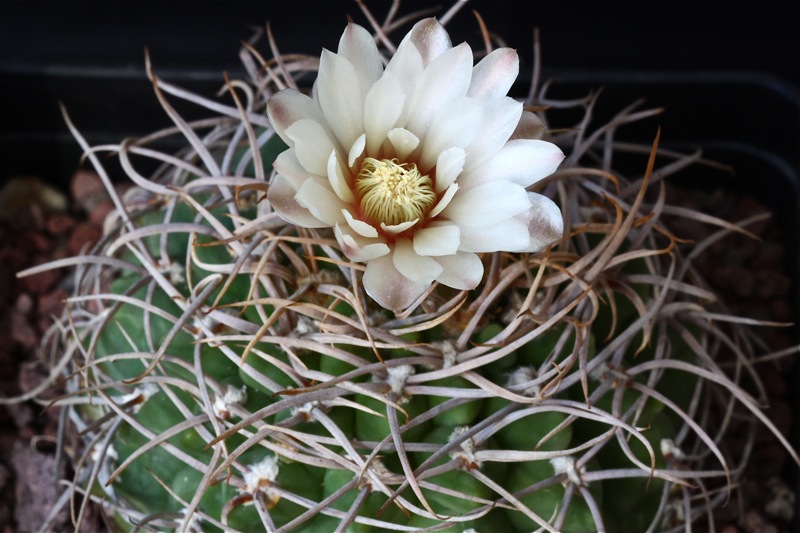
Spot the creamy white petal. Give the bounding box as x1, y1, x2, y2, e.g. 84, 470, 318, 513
514, 192, 564, 252
337, 23, 384, 95
459, 139, 565, 189
363, 73, 406, 155
348, 133, 366, 168
385, 35, 424, 99
463, 97, 523, 170
510, 110, 546, 141
419, 96, 483, 171
342, 209, 378, 238
386, 128, 420, 160
294, 178, 346, 226
334, 224, 389, 262
267, 174, 327, 228
458, 218, 530, 252
363, 254, 428, 312
285, 119, 337, 177
267, 89, 325, 147
467, 48, 519, 101
404, 18, 451, 66
317, 49, 364, 149
273, 150, 319, 191
404, 43, 473, 139
327, 150, 355, 203
434, 147, 466, 194
380, 219, 418, 235
393, 238, 443, 285
413, 223, 460, 256
435, 252, 484, 290
429, 182, 459, 218
442, 180, 531, 228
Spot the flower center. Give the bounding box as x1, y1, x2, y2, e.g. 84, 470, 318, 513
356, 158, 436, 226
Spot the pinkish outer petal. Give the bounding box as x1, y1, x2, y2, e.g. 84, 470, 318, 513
435, 251, 484, 290
467, 48, 519, 101
510, 110, 546, 141
267, 174, 327, 228
515, 192, 564, 252
363, 254, 429, 312
404, 18, 452, 67
267, 89, 325, 146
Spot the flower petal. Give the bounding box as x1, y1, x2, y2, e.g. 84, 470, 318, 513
458, 218, 530, 252
348, 133, 366, 168
364, 72, 406, 155
403, 18, 451, 66
434, 147, 466, 194
429, 182, 459, 218
337, 23, 384, 95
463, 97, 523, 170
334, 224, 389, 262
459, 139, 565, 189
385, 35, 424, 98
413, 223, 460, 256
393, 238, 443, 285
419, 96, 483, 171
267, 174, 327, 228
273, 149, 319, 191
363, 254, 428, 312
267, 89, 325, 146
285, 119, 337, 177
294, 178, 346, 226
381, 219, 418, 235
404, 43, 474, 139
342, 209, 378, 238
467, 48, 519, 101
435, 252, 484, 290
442, 180, 531, 228
386, 128, 420, 161
515, 192, 564, 252
510, 110, 546, 141
317, 49, 364, 150
327, 150, 355, 203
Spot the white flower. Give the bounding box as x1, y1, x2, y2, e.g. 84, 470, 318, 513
267, 18, 564, 311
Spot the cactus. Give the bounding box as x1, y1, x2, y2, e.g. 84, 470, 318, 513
21, 4, 797, 532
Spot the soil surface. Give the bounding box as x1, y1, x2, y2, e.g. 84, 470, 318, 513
0, 171, 795, 532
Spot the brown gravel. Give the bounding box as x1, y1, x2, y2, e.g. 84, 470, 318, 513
0, 171, 107, 532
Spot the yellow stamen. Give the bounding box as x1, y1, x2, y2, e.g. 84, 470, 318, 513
356, 158, 436, 226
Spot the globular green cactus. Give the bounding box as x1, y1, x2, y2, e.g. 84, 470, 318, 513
22, 4, 796, 532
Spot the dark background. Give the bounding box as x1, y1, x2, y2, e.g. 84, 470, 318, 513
0, 0, 798, 189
